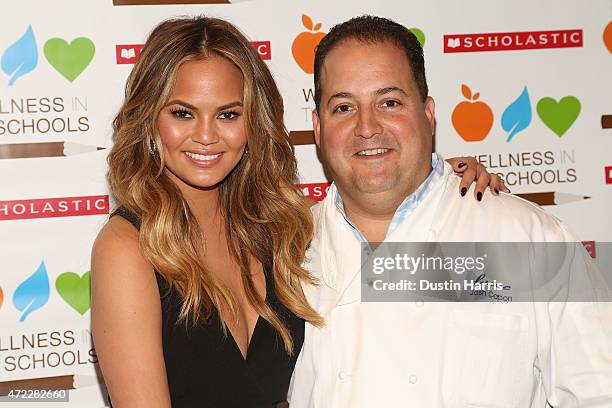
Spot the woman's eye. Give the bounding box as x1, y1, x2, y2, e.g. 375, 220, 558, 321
218, 111, 240, 120
170, 109, 192, 119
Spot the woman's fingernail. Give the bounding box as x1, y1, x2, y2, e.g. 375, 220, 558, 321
458, 162, 467, 168
477, 192, 483, 201
461, 187, 467, 197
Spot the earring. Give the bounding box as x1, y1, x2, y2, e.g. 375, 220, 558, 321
148, 138, 157, 155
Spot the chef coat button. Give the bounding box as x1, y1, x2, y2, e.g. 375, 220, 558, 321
338, 371, 348, 380
409, 374, 418, 384
415, 299, 424, 308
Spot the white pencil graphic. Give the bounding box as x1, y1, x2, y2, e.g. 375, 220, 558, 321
516, 192, 590, 206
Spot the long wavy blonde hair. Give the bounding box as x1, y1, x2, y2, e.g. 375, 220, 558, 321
108, 16, 322, 354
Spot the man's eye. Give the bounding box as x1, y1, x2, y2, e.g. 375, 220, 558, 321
170, 109, 192, 119
333, 104, 351, 113
382, 100, 400, 108
218, 111, 240, 120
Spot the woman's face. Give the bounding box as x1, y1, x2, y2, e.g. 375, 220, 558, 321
157, 56, 247, 193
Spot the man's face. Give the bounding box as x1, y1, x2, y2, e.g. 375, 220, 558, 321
314, 39, 435, 201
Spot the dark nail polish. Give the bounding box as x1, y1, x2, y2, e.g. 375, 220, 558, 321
494, 188, 499, 195
458, 162, 467, 168
461, 187, 467, 197
477, 192, 483, 202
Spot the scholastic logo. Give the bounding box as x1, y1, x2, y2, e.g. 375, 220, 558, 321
298, 182, 331, 202
605, 166, 612, 184
581, 241, 596, 259
116, 44, 144, 64
251, 41, 271, 60
444, 29, 582, 53
116, 41, 271, 64
0, 195, 109, 221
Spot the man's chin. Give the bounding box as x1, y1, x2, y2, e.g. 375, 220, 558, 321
351, 178, 397, 195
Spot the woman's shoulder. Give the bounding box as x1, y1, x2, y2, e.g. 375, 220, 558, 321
94, 214, 139, 253
91, 211, 151, 279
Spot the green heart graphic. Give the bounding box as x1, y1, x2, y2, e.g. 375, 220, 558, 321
536, 96, 581, 137
44, 38, 95, 82
56, 272, 91, 315
409, 28, 426, 48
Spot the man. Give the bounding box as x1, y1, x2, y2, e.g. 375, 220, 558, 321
289, 15, 612, 407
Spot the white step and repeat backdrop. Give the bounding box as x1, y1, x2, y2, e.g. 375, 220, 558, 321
0, 0, 610, 405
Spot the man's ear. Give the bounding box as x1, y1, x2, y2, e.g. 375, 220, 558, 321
312, 109, 322, 148
424, 96, 436, 135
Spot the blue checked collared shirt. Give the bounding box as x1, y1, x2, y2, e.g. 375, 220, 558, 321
332, 153, 444, 244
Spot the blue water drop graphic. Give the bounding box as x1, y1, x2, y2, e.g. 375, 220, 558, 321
501, 86, 532, 142
1, 25, 38, 86
12, 260, 50, 322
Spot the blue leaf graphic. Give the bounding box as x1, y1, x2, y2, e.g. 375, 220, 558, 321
1, 25, 38, 86
501, 86, 532, 142
12, 260, 50, 322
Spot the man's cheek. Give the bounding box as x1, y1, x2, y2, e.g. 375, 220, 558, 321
320, 130, 340, 153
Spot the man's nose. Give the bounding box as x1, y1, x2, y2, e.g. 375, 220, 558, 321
355, 106, 382, 139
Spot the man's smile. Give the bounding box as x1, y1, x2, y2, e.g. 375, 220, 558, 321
356, 148, 390, 156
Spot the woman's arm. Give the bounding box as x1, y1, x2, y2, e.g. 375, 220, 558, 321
91, 217, 171, 408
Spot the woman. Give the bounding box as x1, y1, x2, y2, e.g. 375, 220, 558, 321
91, 16, 507, 408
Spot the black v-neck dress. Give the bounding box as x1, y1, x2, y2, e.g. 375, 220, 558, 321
110, 208, 305, 408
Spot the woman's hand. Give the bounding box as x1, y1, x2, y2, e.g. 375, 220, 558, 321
446, 156, 510, 201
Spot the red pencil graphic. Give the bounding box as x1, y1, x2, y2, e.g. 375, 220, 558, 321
0, 142, 105, 159
289, 130, 315, 146
113, 0, 250, 4
0, 375, 103, 397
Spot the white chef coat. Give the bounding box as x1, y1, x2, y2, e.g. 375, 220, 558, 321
289, 158, 612, 408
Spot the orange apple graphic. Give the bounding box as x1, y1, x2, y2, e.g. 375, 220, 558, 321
452, 84, 494, 142
604, 21, 612, 53
292, 14, 326, 74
